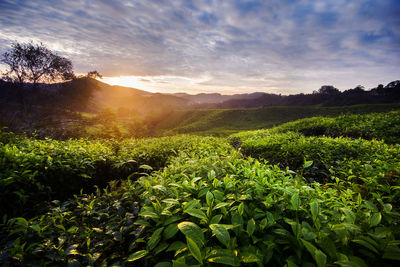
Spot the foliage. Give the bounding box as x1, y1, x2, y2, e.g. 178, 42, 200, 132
268, 111, 400, 144
233, 133, 400, 199
2, 152, 399, 266
86, 70, 102, 79
1, 41, 74, 84
0, 133, 231, 217
1, 111, 400, 266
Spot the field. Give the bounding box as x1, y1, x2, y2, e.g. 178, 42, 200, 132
155, 103, 400, 136
1, 110, 400, 266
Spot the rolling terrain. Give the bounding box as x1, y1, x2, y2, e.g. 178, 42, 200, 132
1, 111, 400, 266
154, 103, 400, 136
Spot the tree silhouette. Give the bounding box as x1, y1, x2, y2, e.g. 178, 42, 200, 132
316, 85, 340, 95
86, 70, 102, 79
1, 41, 74, 84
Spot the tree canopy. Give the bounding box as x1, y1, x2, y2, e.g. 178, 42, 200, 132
86, 70, 102, 79
1, 41, 74, 84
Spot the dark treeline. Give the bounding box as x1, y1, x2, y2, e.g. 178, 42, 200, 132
196, 81, 400, 109
0, 78, 100, 137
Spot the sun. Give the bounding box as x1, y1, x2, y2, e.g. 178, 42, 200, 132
102, 76, 144, 89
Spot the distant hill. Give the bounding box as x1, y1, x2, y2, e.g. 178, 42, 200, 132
195, 81, 400, 108
171, 92, 264, 104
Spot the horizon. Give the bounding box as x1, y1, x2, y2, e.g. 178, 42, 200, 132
1, 0, 399, 94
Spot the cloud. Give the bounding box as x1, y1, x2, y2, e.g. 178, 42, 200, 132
0, 0, 399, 94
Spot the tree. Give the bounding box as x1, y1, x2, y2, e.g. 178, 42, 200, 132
316, 85, 340, 95
86, 70, 102, 79
1, 41, 74, 84
343, 85, 365, 95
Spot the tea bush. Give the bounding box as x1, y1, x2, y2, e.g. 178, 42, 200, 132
231, 132, 400, 201
1, 111, 400, 266
3, 153, 399, 266
0, 134, 232, 217
271, 111, 400, 144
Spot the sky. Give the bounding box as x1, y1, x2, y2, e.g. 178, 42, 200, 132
0, 0, 399, 95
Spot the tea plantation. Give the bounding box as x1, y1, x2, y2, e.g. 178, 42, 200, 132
1, 111, 400, 266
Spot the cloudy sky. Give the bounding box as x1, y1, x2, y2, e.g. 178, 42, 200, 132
0, 0, 399, 94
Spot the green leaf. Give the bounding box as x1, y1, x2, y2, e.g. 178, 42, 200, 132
341, 208, 355, 224
352, 239, 379, 254
162, 198, 180, 205
135, 219, 151, 227
178, 221, 204, 246
187, 237, 203, 264
30, 224, 40, 233
383, 203, 392, 212
206, 191, 214, 206
383, 246, 400, 260
140, 211, 159, 219
15, 217, 28, 227
127, 250, 148, 262
184, 199, 200, 211
370, 213, 381, 227
214, 202, 230, 210
208, 250, 240, 266
301, 239, 317, 257
210, 214, 223, 224
185, 208, 208, 220
164, 215, 182, 225
208, 170, 216, 180
147, 227, 164, 251
67, 226, 78, 233
166, 241, 186, 252
163, 223, 179, 240
260, 218, 268, 230
286, 260, 299, 267
356, 193, 362, 206
247, 218, 256, 236
304, 160, 313, 168
210, 224, 230, 247
172, 259, 187, 267
315, 249, 327, 267
310, 201, 319, 221
154, 243, 169, 255
291, 194, 300, 209
318, 237, 337, 258
139, 164, 153, 170
364, 200, 378, 212
66, 244, 79, 255
240, 252, 260, 263
334, 260, 365, 267
238, 203, 244, 216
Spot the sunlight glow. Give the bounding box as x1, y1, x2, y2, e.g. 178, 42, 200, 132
101, 75, 279, 95
102, 76, 145, 90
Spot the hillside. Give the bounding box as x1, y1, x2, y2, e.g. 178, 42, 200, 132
154, 103, 400, 136
90, 79, 190, 114
172, 92, 264, 104
0, 78, 190, 115
1, 78, 400, 139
